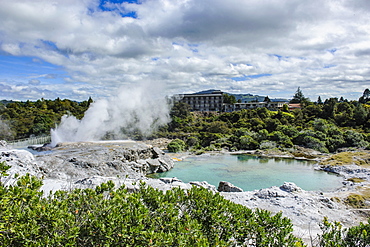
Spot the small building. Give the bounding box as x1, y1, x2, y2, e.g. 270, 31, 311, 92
288, 103, 301, 110
223, 101, 287, 112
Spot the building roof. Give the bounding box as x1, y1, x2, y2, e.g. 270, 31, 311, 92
192, 89, 223, 95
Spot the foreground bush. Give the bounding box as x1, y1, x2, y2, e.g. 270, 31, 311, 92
0, 175, 304, 246
319, 217, 370, 247
1, 161, 369, 246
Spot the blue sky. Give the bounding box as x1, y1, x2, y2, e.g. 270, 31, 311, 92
0, 0, 370, 101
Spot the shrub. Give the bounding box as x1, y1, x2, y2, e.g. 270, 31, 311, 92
344, 130, 369, 148
268, 131, 294, 148
299, 135, 329, 153
319, 217, 370, 247
238, 135, 259, 150
0, 175, 305, 246
277, 125, 299, 139
199, 132, 224, 147
259, 141, 277, 150
185, 135, 199, 148
326, 135, 346, 152
167, 139, 186, 152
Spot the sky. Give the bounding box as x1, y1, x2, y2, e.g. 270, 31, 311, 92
0, 0, 370, 102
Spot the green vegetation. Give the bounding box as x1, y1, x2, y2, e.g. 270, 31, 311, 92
222, 93, 237, 104
319, 217, 370, 247
341, 186, 370, 209
159, 89, 370, 153
290, 87, 310, 105
346, 178, 366, 183
0, 97, 92, 140
320, 152, 370, 166
1, 162, 370, 246
0, 162, 304, 246
345, 194, 367, 208
167, 139, 186, 152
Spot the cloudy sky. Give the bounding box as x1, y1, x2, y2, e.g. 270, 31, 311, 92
0, 0, 369, 101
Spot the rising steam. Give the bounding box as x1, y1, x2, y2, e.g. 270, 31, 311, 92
50, 84, 170, 146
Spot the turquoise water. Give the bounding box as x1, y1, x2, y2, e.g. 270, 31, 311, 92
153, 154, 343, 191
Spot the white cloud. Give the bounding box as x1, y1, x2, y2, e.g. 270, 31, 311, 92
28, 79, 41, 85
0, 0, 369, 101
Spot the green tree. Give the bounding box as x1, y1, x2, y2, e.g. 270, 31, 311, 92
290, 87, 309, 104
268, 131, 293, 148
317, 96, 323, 104
205, 121, 230, 134
353, 103, 368, 126
238, 135, 259, 150
170, 101, 191, 119
223, 93, 237, 104
344, 130, 368, 148
321, 98, 338, 119
359, 88, 370, 103
334, 102, 355, 127
282, 104, 289, 112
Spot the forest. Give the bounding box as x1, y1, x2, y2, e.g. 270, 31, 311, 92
0, 97, 93, 140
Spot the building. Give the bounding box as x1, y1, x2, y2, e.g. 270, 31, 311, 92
288, 103, 301, 110
179, 89, 224, 112
178, 89, 289, 112
223, 101, 287, 112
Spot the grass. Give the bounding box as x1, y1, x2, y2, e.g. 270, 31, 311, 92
344, 186, 370, 208
345, 194, 366, 208
320, 151, 370, 167
346, 177, 366, 183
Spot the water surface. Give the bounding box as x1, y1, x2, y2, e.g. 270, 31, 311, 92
153, 154, 343, 191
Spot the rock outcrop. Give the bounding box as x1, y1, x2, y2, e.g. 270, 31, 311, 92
35, 141, 174, 180
218, 181, 243, 192
319, 164, 370, 182
221, 182, 358, 245
1, 141, 174, 187
0, 147, 42, 185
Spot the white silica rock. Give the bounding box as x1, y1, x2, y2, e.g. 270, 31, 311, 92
0, 149, 42, 185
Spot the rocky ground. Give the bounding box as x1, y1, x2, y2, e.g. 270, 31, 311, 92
1, 139, 370, 246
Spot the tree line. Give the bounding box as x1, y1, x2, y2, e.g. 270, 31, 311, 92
0, 97, 93, 140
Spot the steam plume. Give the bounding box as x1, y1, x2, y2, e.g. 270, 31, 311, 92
51, 84, 170, 146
